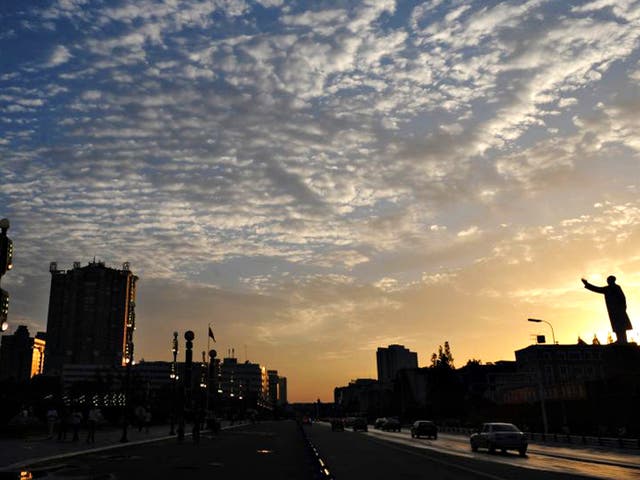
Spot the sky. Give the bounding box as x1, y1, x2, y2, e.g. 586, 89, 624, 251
2, 0, 640, 402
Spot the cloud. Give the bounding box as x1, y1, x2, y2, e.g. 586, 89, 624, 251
47, 45, 72, 67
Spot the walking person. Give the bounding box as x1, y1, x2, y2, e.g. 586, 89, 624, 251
46, 407, 58, 439
135, 405, 146, 432
70, 409, 82, 442
86, 407, 101, 443
57, 408, 69, 441
192, 410, 202, 444
144, 408, 152, 433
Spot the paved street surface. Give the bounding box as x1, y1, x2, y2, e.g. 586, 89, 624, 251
6, 421, 313, 480
305, 423, 596, 480
307, 422, 640, 480
3, 420, 640, 479
0, 423, 180, 468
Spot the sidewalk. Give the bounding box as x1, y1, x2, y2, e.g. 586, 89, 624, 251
0, 423, 196, 469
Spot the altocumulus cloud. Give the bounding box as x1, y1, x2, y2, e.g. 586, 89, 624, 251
2, 0, 640, 399
47, 45, 72, 67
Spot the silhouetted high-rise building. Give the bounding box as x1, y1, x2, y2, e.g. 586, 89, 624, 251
376, 344, 418, 384
267, 369, 279, 406
278, 377, 288, 405
0, 325, 45, 381
44, 260, 137, 375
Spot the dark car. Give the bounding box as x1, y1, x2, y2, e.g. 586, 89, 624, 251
381, 417, 401, 432
470, 422, 527, 456
352, 417, 368, 432
331, 418, 344, 431
411, 420, 437, 439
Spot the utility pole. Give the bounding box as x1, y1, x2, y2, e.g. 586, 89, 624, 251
0, 218, 14, 333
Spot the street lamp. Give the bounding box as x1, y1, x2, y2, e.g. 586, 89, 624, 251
120, 345, 133, 442
0, 218, 13, 333
528, 318, 557, 344
169, 332, 179, 435
120, 298, 135, 443
527, 318, 554, 435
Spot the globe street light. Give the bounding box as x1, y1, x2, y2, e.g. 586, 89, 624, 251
528, 318, 557, 345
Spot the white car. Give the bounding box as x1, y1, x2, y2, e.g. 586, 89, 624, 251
470, 422, 527, 456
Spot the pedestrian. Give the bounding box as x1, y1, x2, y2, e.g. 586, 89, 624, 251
192, 410, 202, 444
46, 407, 58, 439
135, 405, 146, 432
144, 408, 152, 433
57, 408, 69, 441
582, 276, 633, 344
86, 407, 101, 443
70, 409, 82, 441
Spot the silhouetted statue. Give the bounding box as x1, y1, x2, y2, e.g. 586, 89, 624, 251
582, 276, 632, 344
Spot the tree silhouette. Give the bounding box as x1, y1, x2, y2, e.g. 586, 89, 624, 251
427, 341, 463, 419
430, 341, 454, 369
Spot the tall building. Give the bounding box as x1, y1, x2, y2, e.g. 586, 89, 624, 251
267, 369, 279, 406
278, 377, 288, 405
376, 344, 418, 384
44, 260, 137, 375
0, 325, 46, 381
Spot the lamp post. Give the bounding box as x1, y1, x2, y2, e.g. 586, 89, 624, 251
207, 349, 217, 431
120, 344, 133, 442
0, 218, 14, 333
177, 330, 194, 443
528, 318, 557, 344
169, 332, 179, 435
120, 296, 136, 443
527, 318, 553, 435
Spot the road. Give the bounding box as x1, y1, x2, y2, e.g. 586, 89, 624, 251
305, 422, 640, 480
12, 421, 640, 479
17, 421, 313, 480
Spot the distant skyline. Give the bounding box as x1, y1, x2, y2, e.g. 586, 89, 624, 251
2, 0, 640, 401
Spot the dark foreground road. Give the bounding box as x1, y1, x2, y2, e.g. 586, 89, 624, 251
303, 423, 596, 480
18, 421, 607, 480
22, 421, 313, 480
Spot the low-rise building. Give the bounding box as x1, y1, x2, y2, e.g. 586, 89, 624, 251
0, 326, 46, 381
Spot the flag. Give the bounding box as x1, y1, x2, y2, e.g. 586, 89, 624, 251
208, 326, 216, 342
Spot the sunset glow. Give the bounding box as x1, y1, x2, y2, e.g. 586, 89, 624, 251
2, 0, 640, 401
